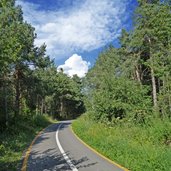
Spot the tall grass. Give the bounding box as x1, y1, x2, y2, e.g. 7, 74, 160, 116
0, 114, 56, 171
72, 114, 171, 171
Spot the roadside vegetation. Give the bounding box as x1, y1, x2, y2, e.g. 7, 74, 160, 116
1, 0, 171, 171
73, 1, 171, 171
73, 115, 171, 171
0, 114, 56, 171
0, 0, 85, 132
0, 1, 84, 170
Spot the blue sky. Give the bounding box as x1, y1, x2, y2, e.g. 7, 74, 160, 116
16, 0, 137, 77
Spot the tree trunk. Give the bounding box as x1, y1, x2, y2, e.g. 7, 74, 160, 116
3, 75, 8, 127
15, 68, 20, 117
147, 36, 158, 110
44, 102, 47, 114
60, 98, 63, 116
135, 66, 141, 83
4, 86, 8, 126
41, 98, 44, 115
151, 67, 157, 108
165, 74, 171, 117
36, 95, 38, 115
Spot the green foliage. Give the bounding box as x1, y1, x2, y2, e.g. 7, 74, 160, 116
0, 114, 56, 171
1, 0, 171, 169
84, 47, 152, 123
0, 0, 85, 130
83, 1, 171, 123
0, 2, 84, 170
78, 9, 171, 162
32, 114, 53, 127
73, 115, 171, 171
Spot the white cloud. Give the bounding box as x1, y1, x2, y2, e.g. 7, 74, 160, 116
58, 54, 90, 77
16, 0, 129, 60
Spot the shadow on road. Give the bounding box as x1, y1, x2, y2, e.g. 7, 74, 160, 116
26, 121, 97, 171
28, 149, 97, 171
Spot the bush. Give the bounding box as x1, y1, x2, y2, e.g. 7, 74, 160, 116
87, 78, 152, 123
32, 114, 51, 127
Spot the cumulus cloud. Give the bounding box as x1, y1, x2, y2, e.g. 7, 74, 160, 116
58, 54, 90, 77
16, 0, 129, 59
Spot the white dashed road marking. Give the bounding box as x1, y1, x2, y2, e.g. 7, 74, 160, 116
56, 123, 78, 171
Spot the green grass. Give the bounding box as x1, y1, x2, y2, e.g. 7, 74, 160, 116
72, 114, 171, 171
0, 114, 57, 171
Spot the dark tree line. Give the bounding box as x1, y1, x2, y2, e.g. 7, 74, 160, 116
0, 0, 85, 130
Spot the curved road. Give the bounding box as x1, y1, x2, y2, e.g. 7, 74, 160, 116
23, 121, 126, 171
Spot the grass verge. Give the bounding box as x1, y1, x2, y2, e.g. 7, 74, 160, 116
0, 114, 57, 171
72, 114, 171, 171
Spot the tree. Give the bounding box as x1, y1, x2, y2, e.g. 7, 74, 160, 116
132, 0, 171, 115
84, 46, 151, 123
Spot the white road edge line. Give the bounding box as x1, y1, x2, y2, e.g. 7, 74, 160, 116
56, 123, 78, 171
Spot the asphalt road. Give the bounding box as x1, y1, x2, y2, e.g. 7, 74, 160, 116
25, 121, 125, 171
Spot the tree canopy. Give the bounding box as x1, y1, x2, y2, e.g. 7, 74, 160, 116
1, 0, 171, 130
84, 0, 171, 123
0, 0, 85, 130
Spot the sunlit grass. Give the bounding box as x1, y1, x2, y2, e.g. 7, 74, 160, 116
72, 114, 171, 171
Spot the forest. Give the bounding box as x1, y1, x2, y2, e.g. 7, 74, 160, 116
84, 0, 171, 123
0, 0, 85, 131
0, 0, 171, 170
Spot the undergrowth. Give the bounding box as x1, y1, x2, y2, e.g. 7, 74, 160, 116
72, 114, 171, 171
0, 114, 56, 171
